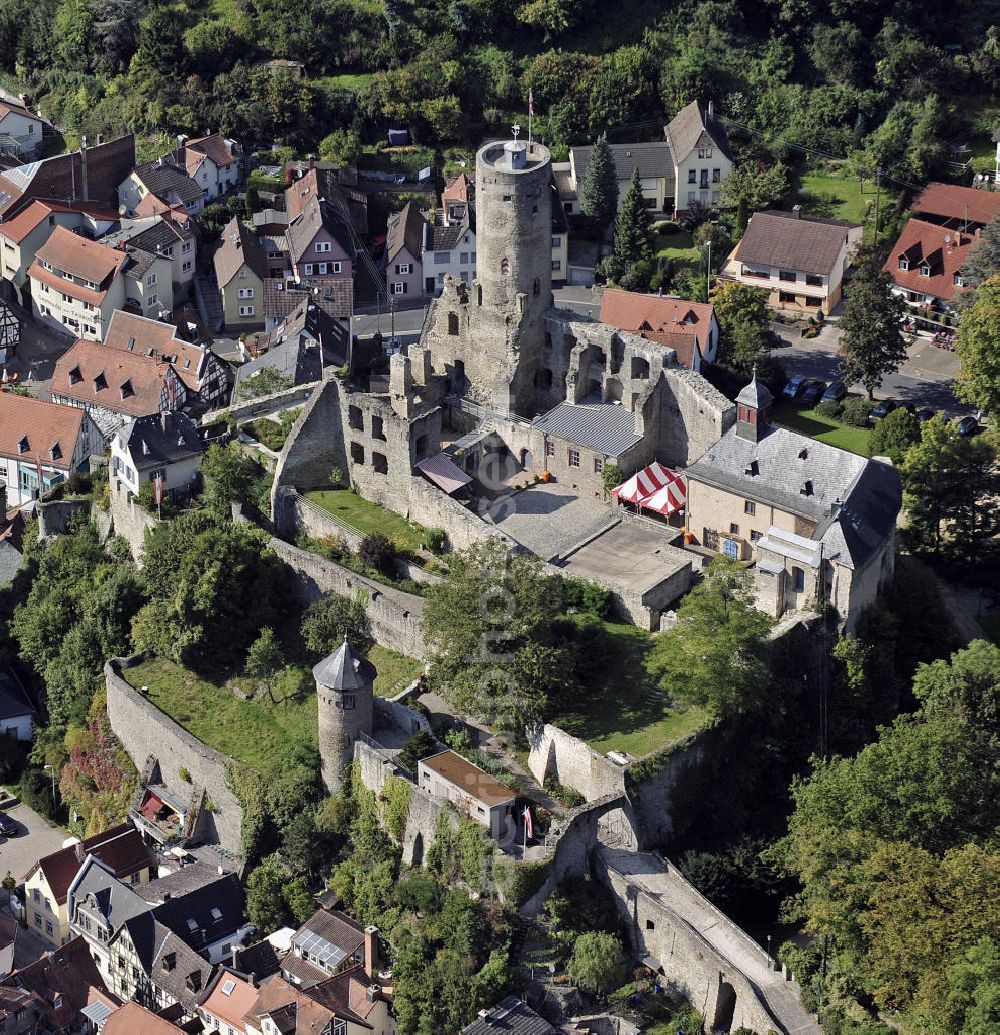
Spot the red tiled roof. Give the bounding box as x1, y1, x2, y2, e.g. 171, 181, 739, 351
187, 133, 239, 169
883, 218, 975, 302
103, 1001, 181, 1035
103, 311, 210, 393
35, 822, 152, 905
0, 98, 40, 122
52, 338, 176, 417
0, 391, 85, 470
0, 200, 119, 245
600, 287, 714, 363
34, 225, 126, 286
201, 969, 259, 1029
911, 182, 1000, 227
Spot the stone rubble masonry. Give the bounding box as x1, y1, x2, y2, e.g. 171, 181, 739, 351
36, 498, 92, 539
527, 723, 626, 802
105, 655, 244, 860
107, 480, 160, 563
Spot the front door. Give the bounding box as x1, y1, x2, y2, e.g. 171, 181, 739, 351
425, 277, 435, 295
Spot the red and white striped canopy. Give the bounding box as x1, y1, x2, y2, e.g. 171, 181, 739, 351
612, 462, 686, 515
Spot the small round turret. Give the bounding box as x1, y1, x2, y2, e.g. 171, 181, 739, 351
315, 636, 376, 794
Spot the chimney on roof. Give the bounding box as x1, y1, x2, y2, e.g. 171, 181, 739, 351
80, 136, 89, 202
161, 891, 171, 902
791, 205, 801, 219
161, 411, 171, 434
364, 926, 378, 975
74, 842, 85, 863
366, 984, 380, 1004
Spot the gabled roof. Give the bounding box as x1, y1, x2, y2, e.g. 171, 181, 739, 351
0, 391, 86, 470
143, 866, 246, 953
664, 99, 733, 161
884, 217, 974, 302
239, 300, 333, 387
34, 224, 127, 285
532, 401, 642, 458
599, 287, 715, 363
102, 1001, 180, 1035
735, 369, 773, 410
123, 912, 214, 1012
33, 822, 152, 906
0, 199, 118, 245
185, 133, 239, 169
213, 216, 269, 287
428, 222, 466, 252
53, 339, 175, 417
386, 201, 426, 262
112, 212, 195, 254
443, 172, 473, 206
284, 195, 352, 263
247, 976, 339, 1034
291, 908, 364, 961
120, 411, 203, 472
264, 277, 353, 322
571, 141, 674, 184
308, 964, 380, 1026
103, 310, 214, 394
133, 159, 203, 207
461, 995, 557, 1034
733, 209, 858, 277
817, 457, 902, 570
313, 638, 377, 691
910, 182, 1000, 228
0, 98, 41, 124
202, 968, 258, 1028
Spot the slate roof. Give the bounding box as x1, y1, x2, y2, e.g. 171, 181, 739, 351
124, 912, 214, 1013
34, 822, 152, 906
461, 995, 557, 1034
232, 939, 282, 981
236, 302, 327, 388
291, 909, 364, 960
816, 458, 902, 570
386, 201, 426, 261
733, 210, 858, 277
735, 369, 773, 410
313, 638, 377, 691
213, 216, 269, 286
910, 182, 1000, 228
120, 411, 203, 474
264, 277, 353, 322
664, 99, 733, 161
686, 421, 868, 524
246, 976, 340, 1034
285, 196, 353, 263
70, 857, 151, 934
123, 246, 160, 279
112, 213, 195, 254
0, 668, 31, 721
53, 338, 174, 418
884, 218, 974, 302
0, 391, 86, 470
142, 867, 247, 953
134, 160, 204, 207
571, 141, 674, 184
532, 401, 642, 458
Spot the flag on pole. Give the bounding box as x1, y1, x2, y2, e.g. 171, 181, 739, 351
528, 89, 534, 116
523, 805, 533, 840
153, 473, 164, 506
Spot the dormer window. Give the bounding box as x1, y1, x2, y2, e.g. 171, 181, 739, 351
898, 258, 909, 271
120, 378, 134, 399
185, 971, 202, 992
920, 265, 930, 278
17, 435, 29, 454
744, 460, 759, 477
162, 952, 176, 972
94, 371, 107, 391
954, 273, 964, 286
49, 443, 62, 461
800, 480, 814, 496
69, 365, 82, 384
126, 336, 135, 351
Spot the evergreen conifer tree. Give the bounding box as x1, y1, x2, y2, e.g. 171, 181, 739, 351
612, 167, 654, 269
579, 135, 618, 229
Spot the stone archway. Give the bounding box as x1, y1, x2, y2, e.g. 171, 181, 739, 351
712, 977, 737, 1032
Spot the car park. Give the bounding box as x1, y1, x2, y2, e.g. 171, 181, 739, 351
956, 415, 980, 437
821, 380, 847, 403
870, 399, 898, 421
783, 374, 807, 399
800, 379, 825, 405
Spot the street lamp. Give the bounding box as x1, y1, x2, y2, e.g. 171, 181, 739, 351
42, 764, 56, 809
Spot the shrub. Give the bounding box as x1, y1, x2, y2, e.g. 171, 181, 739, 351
568, 931, 627, 995
179, 766, 191, 783
398, 730, 439, 771
841, 396, 874, 426
815, 399, 843, 418
581, 583, 613, 619
422, 527, 447, 555
359, 533, 396, 576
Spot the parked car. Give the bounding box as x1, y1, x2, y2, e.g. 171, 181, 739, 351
0, 812, 18, 837
956, 415, 980, 437
870, 399, 898, 421
783, 374, 807, 399
821, 380, 847, 403
801, 379, 826, 405
915, 408, 937, 423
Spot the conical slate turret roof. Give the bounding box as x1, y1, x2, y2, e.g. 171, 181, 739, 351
735, 367, 773, 411
312, 636, 377, 690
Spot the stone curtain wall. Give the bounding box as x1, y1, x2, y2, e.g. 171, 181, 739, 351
527, 724, 627, 801
267, 536, 429, 659
203, 382, 319, 427
108, 482, 160, 563
105, 657, 244, 859
36, 498, 92, 538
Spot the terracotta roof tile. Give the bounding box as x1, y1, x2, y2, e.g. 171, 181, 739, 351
34, 225, 127, 286
883, 218, 974, 302
0, 391, 85, 470
599, 288, 714, 364
35, 822, 153, 905
103, 311, 214, 394
201, 968, 259, 1029
186, 133, 240, 169
102, 1000, 181, 1034
911, 182, 1000, 228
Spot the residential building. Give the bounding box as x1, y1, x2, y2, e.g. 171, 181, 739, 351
121, 246, 175, 320
684, 372, 902, 631
910, 181, 1000, 231
422, 214, 477, 295
102, 1001, 180, 1034
0, 391, 101, 504
22, 823, 155, 949
720, 207, 862, 313
283, 167, 355, 284
199, 968, 257, 1035
103, 310, 228, 407
555, 100, 733, 219
0, 301, 17, 357
994, 126, 1000, 183
0, 668, 33, 742
385, 202, 425, 298
213, 217, 268, 331
282, 910, 366, 988
883, 218, 975, 333
0, 97, 43, 160
461, 996, 557, 1034
418, 750, 517, 839
263, 275, 353, 333
0, 915, 14, 980
174, 133, 242, 201
599, 288, 719, 372
550, 195, 569, 282
28, 226, 129, 339
108, 207, 198, 293
118, 159, 205, 216
110, 411, 204, 501
52, 339, 187, 438
663, 99, 734, 216
0, 936, 111, 1035
0, 200, 118, 306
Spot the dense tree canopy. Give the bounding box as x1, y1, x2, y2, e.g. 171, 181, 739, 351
955, 274, 1000, 417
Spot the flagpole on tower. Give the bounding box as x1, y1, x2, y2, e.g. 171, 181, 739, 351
528, 89, 534, 147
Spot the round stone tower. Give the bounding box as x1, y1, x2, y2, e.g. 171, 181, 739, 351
475, 138, 553, 317
314, 636, 377, 794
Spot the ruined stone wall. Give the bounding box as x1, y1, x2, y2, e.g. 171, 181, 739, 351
527, 724, 627, 801
660, 367, 736, 466
105, 657, 243, 859
107, 481, 160, 563
36, 498, 92, 538
267, 536, 429, 659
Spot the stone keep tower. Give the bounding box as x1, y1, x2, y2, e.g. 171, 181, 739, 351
472, 137, 553, 414
314, 636, 377, 794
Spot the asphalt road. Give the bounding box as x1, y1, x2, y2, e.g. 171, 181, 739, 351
0, 797, 66, 884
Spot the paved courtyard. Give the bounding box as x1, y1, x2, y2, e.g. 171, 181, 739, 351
483, 481, 616, 561
0, 798, 67, 883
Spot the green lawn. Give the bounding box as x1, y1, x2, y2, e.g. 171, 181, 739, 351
125, 646, 422, 769
241, 410, 299, 452
653, 224, 699, 263
790, 169, 883, 226
555, 620, 708, 757
772, 400, 872, 456
306, 488, 427, 552
316, 72, 375, 92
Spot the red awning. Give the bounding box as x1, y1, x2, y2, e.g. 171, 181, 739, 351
140, 792, 163, 820
417, 452, 473, 495
612, 462, 686, 514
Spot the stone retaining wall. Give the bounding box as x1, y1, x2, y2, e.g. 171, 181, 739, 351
526, 724, 626, 802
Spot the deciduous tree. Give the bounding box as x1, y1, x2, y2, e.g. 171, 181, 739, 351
955, 274, 1000, 416
567, 931, 627, 995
